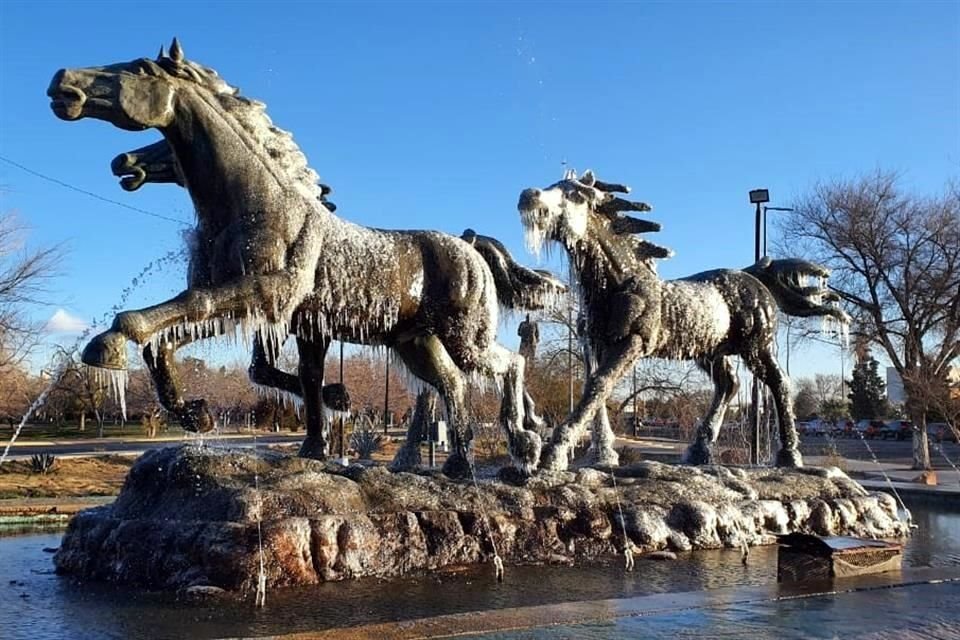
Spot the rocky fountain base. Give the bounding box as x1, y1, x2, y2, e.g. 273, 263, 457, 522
54, 445, 908, 593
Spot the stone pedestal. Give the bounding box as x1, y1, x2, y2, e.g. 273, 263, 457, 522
54, 445, 908, 592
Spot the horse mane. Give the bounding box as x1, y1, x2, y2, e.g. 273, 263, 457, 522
581, 174, 673, 273
157, 53, 327, 206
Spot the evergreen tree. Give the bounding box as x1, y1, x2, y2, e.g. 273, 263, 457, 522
848, 356, 890, 420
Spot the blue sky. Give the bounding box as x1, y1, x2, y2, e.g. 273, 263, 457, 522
0, 1, 957, 381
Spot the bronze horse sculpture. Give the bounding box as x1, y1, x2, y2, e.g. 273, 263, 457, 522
48, 39, 561, 476
518, 171, 849, 472
109, 138, 560, 471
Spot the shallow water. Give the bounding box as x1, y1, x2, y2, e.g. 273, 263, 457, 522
1, 501, 957, 640
463, 581, 960, 640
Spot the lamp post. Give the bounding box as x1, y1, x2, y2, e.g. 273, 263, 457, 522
747, 192, 795, 464
763, 206, 794, 257
383, 351, 390, 435
748, 189, 769, 465
338, 342, 345, 459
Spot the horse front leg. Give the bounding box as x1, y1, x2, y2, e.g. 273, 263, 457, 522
588, 406, 620, 467
584, 341, 618, 468
682, 355, 738, 465
296, 337, 331, 460
539, 335, 646, 472
249, 335, 351, 416
750, 350, 802, 468
82, 273, 303, 370
249, 334, 301, 397
142, 336, 215, 434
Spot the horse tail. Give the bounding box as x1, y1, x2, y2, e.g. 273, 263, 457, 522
744, 257, 850, 323
461, 229, 566, 310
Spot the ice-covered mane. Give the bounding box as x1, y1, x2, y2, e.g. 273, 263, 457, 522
154, 43, 325, 205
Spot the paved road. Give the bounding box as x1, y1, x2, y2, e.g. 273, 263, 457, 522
799, 433, 960, 469
6, 429, 960, 470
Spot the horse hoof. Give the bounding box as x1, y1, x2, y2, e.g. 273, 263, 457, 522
81, 331, 128, 370
775, 448, 803, 468
441, 453, 472, 479
510, 430, 542, 475
523, 411, 546, 433
179, 399, 215, 434
496, 465, 530, 486
537, 444, 569, 473
682, 444, 713, 466
298, 437, 328, 460
388, 446, 421, 472
589, 447, 620, 468
321, 383, 350, 413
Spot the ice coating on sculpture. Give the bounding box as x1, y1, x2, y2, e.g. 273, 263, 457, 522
518, 170, 850, 472
48, 39, 558, 476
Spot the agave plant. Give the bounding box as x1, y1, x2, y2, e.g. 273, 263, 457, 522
350, 420, 384, 460
30, 453, 58, 474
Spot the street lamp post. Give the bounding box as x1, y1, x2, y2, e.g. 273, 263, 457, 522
747, 192, 794, 465
763, 206, 794, 257
748, 190, 769, 465
383, 351, 390, 435
338, 342, 345, 458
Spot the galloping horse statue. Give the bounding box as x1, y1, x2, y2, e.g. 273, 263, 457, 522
48, 39, 561, 476
108, 138, 561, 471
518, 171, 850, 472
111, 139, 350, 419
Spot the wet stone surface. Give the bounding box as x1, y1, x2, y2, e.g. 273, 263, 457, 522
53, 445, 908, 591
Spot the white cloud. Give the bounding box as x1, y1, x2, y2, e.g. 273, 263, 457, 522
45, 309, 89, 334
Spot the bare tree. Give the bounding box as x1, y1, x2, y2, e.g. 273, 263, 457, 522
47, 346, 109, 435
0, 212, 61, 376
780, 172, 960, 468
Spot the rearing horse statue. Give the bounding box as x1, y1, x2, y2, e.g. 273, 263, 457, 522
48, 39, 560, 476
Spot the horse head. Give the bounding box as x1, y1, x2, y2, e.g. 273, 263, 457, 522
518, 170, 667, 264
48, 38, 224, 132
111, 139, 184, 191
517, 170, 619, 255
112, 138, 338, 211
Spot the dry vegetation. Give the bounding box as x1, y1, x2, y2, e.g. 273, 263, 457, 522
0, 455, 134, 499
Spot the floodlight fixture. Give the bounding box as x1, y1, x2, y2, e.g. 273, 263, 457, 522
749, 189, 770, 205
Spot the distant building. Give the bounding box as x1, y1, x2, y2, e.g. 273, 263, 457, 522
886, 367, 905, 405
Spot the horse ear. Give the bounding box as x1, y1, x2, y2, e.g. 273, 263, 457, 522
157, 45, 166, 60
169, 37, 184, 63
580, 170, 596, 186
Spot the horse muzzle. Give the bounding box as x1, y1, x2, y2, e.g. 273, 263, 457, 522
47, 69, 88, 121
111, 153, 147, 191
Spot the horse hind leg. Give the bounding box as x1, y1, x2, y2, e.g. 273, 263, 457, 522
479, 343, 543, 476
393, 336, 471, 478
747, 349, 802, 468
390, 389, 437, 472
683, 355, 738, 466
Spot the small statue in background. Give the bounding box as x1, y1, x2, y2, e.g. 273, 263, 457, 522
517, 314, 540, 366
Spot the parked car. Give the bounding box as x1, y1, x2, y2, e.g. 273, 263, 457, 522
854, 419, 884, 439
930, 422, 959, 443
834, 419, 855, 437
880, 419, 914, 440
798, 420, 828, 437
